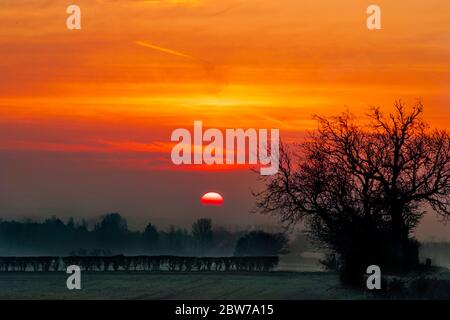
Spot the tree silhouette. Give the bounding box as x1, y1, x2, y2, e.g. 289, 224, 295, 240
164, 226, 190, 254
142, 223, 159, 252
254, 102, 450, 284
234, 230, 289, 256
93, 213, 129, 250
192, 218, 213, 255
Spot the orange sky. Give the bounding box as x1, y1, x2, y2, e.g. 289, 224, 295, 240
0, 0, 449, 235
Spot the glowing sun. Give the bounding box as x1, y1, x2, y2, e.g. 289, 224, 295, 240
201, 192, 224, 206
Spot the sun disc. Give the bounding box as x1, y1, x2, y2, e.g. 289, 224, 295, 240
201, 192, 224, 206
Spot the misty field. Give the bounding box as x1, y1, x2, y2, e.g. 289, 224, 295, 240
0, 272, 366, 300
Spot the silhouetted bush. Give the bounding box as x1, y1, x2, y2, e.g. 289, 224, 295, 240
234, 230, 288, 256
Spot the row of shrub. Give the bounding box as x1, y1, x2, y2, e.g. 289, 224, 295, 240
0, 255, 279, 272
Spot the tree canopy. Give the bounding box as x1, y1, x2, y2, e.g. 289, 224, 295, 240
254, 102, 450, 282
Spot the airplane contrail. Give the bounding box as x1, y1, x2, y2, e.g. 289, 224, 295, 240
135, 41, 196, 60
259, 114, 291, 128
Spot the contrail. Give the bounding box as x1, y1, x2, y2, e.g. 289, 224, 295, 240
135, 41, 196, 60
259, 114, 291, 128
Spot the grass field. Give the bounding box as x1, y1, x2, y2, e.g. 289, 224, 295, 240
2, 269, 449, 300
0, 272, 366, 300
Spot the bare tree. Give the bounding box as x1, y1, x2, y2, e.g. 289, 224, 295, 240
192, 218, 213, 255
254, 101, 450, 283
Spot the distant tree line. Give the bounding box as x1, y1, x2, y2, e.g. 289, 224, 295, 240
0, 214, 289, 258
0, 255, 279, 273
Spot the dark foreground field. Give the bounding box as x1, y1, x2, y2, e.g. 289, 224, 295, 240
1, 270, 449, 300
0, 272, 365, 300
